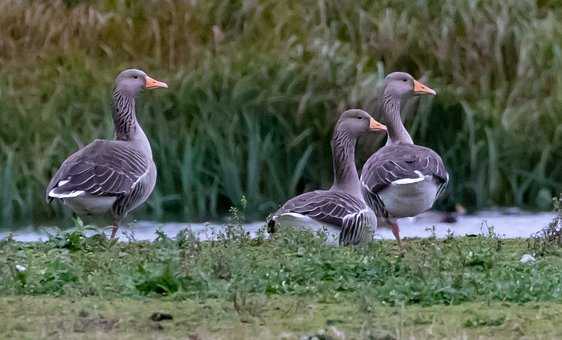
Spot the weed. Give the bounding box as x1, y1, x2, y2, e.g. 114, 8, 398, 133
231, 289, 267, 323
529, 195, 562, 256
464, 313, 506, 328
134, 261, 181, 296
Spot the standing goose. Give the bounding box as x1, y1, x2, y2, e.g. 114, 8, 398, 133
46, 69, 168, 239
360, 72, 448, 248
268, 109, 387, 245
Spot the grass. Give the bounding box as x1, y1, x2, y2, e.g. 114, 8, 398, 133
5, 224, 562, 304
0, 0, 562, 226
1, 220, 562, 301
4, 297, 562, 339
3, 220, 562, 338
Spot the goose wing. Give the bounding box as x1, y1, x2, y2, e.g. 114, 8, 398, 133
46, 139, 149, 202
274, 190, 367, 227
360, 143, 448, 196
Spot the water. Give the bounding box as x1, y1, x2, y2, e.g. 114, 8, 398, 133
0, 209, 556, 242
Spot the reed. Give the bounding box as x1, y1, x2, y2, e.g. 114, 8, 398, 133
0, 0, 560, 225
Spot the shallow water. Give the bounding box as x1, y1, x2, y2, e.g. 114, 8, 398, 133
0, 209, 556, 242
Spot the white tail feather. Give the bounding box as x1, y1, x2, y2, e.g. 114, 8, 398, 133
48, 189, 85, 198
57, 179, 70, 187
391, 170, 425, 185
391, 177, 425, 185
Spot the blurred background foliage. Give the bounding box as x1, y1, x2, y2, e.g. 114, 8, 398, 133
0, 0, 561, 227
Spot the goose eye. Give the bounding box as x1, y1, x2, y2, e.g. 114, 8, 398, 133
357, 116, 362, 119
402, 78, 407, 82
133, 75, 138, 79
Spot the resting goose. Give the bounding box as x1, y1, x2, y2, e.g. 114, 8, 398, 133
46, 69, 168, 239
268, 109, 387, 245
360, 72, 449, 248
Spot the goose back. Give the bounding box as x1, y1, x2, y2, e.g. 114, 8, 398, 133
361, 143, 448, 194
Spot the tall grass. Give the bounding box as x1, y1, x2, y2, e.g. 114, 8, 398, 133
0, 0, 561, 226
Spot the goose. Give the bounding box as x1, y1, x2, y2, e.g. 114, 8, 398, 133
46, 69, 168, 239
360, 72, 449, 248
268, 109, 387, 245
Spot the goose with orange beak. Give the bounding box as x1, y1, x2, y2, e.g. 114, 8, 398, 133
269, 109, 387, 246
360, 72, 448, 249
46, 69, 168, 239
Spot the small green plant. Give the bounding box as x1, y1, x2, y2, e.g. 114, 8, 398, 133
222, 196, 251, 243
529, 195, 562, 256
45, 218, 103, 251
464, 313, 506, 328
231, 289, 267, 323
134, 262, 182, 296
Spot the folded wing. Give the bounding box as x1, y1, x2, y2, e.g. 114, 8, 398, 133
361, 143, 448, 196
46, 140, 149, 201
275, 190, 367, 227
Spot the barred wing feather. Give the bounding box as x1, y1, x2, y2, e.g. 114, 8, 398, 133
46, 140, 149, 201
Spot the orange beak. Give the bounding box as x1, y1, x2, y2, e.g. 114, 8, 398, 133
369, 117, 387, 132
413, 79, 436, 96
145, 75, 168, 89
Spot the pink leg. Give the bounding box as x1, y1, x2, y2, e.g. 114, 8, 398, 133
110, 219, 119, 240
389, 220, 402, 250
110, 226, 118, 239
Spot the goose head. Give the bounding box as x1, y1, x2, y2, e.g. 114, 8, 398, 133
336, 109, 387, 138
114, 69, 168, 97
383, 72, 436, 99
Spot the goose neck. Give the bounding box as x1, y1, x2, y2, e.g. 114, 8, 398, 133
383, 93, 413, 145
330, 129, 361, 198
112, 89, 152, 156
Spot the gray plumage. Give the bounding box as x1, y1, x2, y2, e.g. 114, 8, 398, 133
47, 140, 149, 200
361, 144, 448, 199
360, 72, 448, 247
272, 190, 374, 245
361, 143, 448, 221
269, 109, 386, 246
46, 69, 167, 238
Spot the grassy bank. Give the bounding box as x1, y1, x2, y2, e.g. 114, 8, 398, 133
3, 225, 562, 303
0, 0, 561, 225
2, 224, 562, 338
